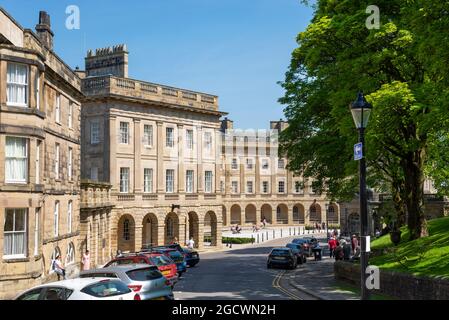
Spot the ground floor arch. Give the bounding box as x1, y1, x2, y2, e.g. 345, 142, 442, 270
165, 212, 179, 245
205, 211, 218, 246
327, 203, 339, 224
293, 204, 305, 224
309, 203, 322, 224
245, 204, 257, 225
261, 204, 273, 224
188, 211, 200, 248
142, 213, 158, 248
230, 204, 241, 225
276, 204, 288, 224
118, 214, 135, 253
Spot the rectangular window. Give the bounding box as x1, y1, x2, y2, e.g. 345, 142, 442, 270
4, 209, 27, 258
68, 102, 73, 129
205, 171, 213, 193
54, 201, 59, 237
262, 181, 269, 194
232, 181, 238, 194
36, 140, 40, 184
5, 137, 28, 184
166, 169, 174, 193
262, 159, 269, 170
278, 181, 285, 193
204, 132, 212, 152
68, 147, 73, 181
90, 121, 100, 144
186, 170, 194, 193
278, 159, 285, 169
295, 181, 302, 193
166, 127, 174, 147
90, 167, 98, 181
120, 168, 130, 193
246, 181, 253, 194
246, 158, 253, 170
55, 94, 61, 123
220, 181, 225, 193
35, 74, 40, 110
6, 63, 28, 107
231, 158, 238, 170
143, 125, 153, 147
144, 168, 153, 193
55, 143, 60, 179
120, 122, 129, 144
68, 201, 72, 234
34, 208, 40, 256
186, 130, 194, 150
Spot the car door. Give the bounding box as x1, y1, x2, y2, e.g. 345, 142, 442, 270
41, 287, 73, 300
16, 288, 45, 300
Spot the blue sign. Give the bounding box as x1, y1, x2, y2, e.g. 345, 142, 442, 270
354, 143, 363, 161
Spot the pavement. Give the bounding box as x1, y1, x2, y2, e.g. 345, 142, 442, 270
175, 234, 359, 300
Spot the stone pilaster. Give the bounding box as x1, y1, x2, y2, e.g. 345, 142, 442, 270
109, 116, 117, 191
157, 122, 164, 193
197, 126, 203, 193
133, 119, 142, 192
177, 124, 184, 193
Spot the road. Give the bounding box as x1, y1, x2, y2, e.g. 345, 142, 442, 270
174, 235, 325, 300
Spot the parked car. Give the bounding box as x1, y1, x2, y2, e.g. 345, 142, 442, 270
15, 278, 137, 300
286, 243, 307, 264
151, 244, 200, 268
150, 247, 188, 276
103, 253, 178, 285
267, 248, 297, 270
80, 264, 174, 300
292, 238, 312, 257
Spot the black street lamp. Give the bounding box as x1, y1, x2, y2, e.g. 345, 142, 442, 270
350, 92, 372, 300
325, 203, 329, 241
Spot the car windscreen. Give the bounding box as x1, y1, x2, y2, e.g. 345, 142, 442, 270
81, 280, 131, 298
168, 251, 184, 261
271, 249, 290, 256
126, 268, 163, 281
286, 244, 299, 250
149, 255, 172, 266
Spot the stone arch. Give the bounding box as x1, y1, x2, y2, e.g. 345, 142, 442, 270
142, 213, 159, 249
276, 204, 288, 224
164, 212, 179, 245
309, 203, 322, 223
205, 211, 218, 246
293, 204, 305, 224
118, 214, 135, 253
348, 212, 360, 235
230, 204, 241, 225
261, 204, 272, 224
245, 204, 257, 225
327, 203, 339, 225
188, 211, 200, 248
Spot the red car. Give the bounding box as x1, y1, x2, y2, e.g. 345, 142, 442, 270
104, 253, 178, 285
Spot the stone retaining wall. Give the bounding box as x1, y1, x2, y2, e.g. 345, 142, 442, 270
334, 261, 449, 300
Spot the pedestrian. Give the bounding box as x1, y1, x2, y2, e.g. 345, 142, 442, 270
186, 237, 195, 249
53, 255, 66, 280
82, 249, 90, 271
351, 235, 358, 255
262, 218, 267, 229
328, 236, 337, 258
172, 237, 179, 245
334, 243, 344, 261
322, 222, 326, 230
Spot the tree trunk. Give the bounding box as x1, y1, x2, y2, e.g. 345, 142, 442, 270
391, 182, 406, 228
403, 149, 428, 240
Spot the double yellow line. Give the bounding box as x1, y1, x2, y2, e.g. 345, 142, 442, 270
272, 270, 302, 300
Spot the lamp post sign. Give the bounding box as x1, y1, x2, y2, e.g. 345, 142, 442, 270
354, 142, 363, 161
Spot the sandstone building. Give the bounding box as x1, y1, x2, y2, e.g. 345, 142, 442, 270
0, 9, 82, 298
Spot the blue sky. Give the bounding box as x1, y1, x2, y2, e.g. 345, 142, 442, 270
1, 0, 313, 129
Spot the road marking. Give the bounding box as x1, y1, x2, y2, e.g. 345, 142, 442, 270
272, 270, 303, 300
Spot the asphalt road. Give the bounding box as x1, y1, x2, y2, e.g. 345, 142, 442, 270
174, 235, 324, 300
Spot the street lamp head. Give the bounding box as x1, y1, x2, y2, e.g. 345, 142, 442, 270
350, 91, 372, 129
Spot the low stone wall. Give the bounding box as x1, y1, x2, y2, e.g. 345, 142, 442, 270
334, 261, 449, 300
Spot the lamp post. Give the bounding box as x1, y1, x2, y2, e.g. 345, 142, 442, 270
350, 92, 372, 301
325, 203, 329, 241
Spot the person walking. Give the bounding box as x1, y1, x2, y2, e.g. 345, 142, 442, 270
262, 218, 267, 229
328, 236, 337, 258
186, 237, 195, 249
81, 250, 90, 271
351, 235, 358, 255
54, 255, 66, 280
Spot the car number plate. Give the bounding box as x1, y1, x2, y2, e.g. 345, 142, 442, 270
162, 270, 170, 275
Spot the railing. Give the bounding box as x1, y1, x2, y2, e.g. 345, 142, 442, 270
204, 194, 217, 200
117, 194, 135, 202
80, 180, 113, 209
165, 194, 179, 200
185, 194, 199, 200
142, 194, 158, 201
83, 75, 219, 112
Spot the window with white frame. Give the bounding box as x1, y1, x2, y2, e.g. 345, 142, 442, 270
3, 208, 27, 258
120, 168, 129, 193
68, 147, 73, 181
278, 181, 285, 193
186, 170, 194, 193
67, 200, 73, 233
231, 181, 238, 194
246, 158, 253, 170
55, 94, 61, 123
262, 181, 269, 194
278, 158, 285, 169
54, 201, 59, 237
66, 242, 75, 265
68, 102, 73, 129
120, 122, 129, 144
220, 180, 225, 193
123, 219, 130, 240
36, 140, 41, 185
295, 181, 302, 193
205, 171, 213, 193
6, 63, 28, 107
166, 169, 174, 193
35, 74, 40, 110
246, 181, 253, 194
166, 127, 174, 147
231, 158, 238, 170
144, 168, 153, 193
5, 137, 28, 184
90, 121, 100, 144
262, 159, 269, 170
143, 124, 153, 147
55, 143, 60, 179
34, 208, 40, 256
204, 132, 212, 153
90, 167, 98, 181
186, 129, 194, 150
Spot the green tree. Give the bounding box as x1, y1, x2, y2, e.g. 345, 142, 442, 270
279, 0, 449, 239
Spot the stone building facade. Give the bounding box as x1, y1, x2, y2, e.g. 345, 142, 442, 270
0, 10, 82, 298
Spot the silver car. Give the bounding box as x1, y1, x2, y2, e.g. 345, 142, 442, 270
80, 264, 174, 300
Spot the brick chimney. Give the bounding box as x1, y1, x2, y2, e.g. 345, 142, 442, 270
35, 11, 54, 50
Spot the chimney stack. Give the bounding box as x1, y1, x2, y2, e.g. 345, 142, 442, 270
35, 11, 54, 50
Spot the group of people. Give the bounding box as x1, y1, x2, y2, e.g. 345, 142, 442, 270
231, 225, 243, 234
328, 234, 361, 262
51, 250, 91, 281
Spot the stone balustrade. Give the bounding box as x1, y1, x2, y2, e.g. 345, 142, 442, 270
80, 180, 113, 209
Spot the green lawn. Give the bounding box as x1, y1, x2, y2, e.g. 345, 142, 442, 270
370, 216, 449, 277
333, 281, 396, 300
